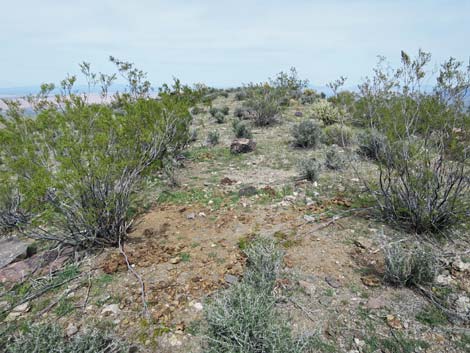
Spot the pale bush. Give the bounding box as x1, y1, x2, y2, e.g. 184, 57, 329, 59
291, 120, 323, 148
309, 99, 341, 125
298, 158, 321, 182
384, 242, 437, 286
323, 124, 356, 147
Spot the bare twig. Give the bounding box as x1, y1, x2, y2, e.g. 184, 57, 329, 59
118, 235, 149, 318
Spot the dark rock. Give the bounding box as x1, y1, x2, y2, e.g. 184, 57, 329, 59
294, 111, 303, 117
220, 177, 237, 185
238, 186, 258, 197
325, 276, 341, 288
230, 139, 256, 154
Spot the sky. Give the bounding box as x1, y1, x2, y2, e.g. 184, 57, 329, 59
0, 0, 469, 91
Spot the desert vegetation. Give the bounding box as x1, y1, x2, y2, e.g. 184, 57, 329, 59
1, 50, 470, 353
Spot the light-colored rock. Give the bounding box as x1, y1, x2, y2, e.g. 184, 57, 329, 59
298, 280, 316, 296
101, 304, 120, 316
66, 323, 79, 337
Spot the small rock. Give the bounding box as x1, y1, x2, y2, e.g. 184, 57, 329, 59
455, 295, 470, 314
192, 302, 203, 311
186, 213, 196, 220
353, 237, 374, 251
5, 311, 22, 322
168, 334, 182, 347
13, 303, 30, 313
436, 274, 454, 285
230, 138, 256, 154
198, 212, 206, 217
325, 276, 341, 288
366, 296, 387, 309
453, 258, 470, 272
386, 314, 402, 329
294, 111, 303, 117
361, 275, 381, 287
170, 257, 181, 264
298, 280, 316, 296
66, 323, 79, 337
354, 337, 365, 348
220, 177, 236, 185
305, 197, 314, 206
239, 186, 257, 197
303, 215, 316, 223
224, 274, 239, 284
101, 304, 120, 316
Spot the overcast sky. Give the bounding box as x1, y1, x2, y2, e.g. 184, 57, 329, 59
1, 0, 469, 90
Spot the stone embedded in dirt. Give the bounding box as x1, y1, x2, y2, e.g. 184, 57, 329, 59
238, 186, 258, 197
224, 274, 239, 285
186, 212, 196, 220
0, 237, 31, 269
436, 274, 454, 285
303, 215, 316, 223
294, 111, 303, 117
366, 296, 387, 309
198, 212, 206, 217
190, 301, 203, 311
386, 314, 402, 329
298, 280, 316, 296
353, 237, 374, 251
170, 257, 181, 264
101, 304, 120, 316
361, 275, 381, 287
455, 295, 470, 314
13, 302, 30, 313
0, 248, 71, 287
452, 258, 470, 272
66, 323, 79, 337
325, 276, 341, 288
220, 177, 237, 185
230, 138, 256, 154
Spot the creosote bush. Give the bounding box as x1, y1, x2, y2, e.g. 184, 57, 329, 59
204, 237, 326, 353
298, 158, 321, 182
323, 123, 356, 147
0, 188, 29, 235
357, 50, 470, 234
232, 120, 253, 139
291, 120, 323, 148
384, 242, 437, 287
0, 58, 199, 248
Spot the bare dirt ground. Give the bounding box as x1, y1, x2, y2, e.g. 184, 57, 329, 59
1, 94, 469, 352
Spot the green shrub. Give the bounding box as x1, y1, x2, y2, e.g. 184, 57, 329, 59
358, 51, 470, 234
209, 106, 219, 117
0, 59, 196, 248
243, 237, 283, 291
325, 146, 347, 170
235, 91, 248, 101
191, 106, 203, 115
244, 88, 281, 127
207, 130, 220, 146
204, 237, 326, 353
298, 158, 321, 182
189, 128, 198, 142
323, 124, 356, 147
384, 242, 437, 286
0, 188, 29, 235
232, 120, 252, 139
309, 99, 341, 125
291, 120, 323, 148
5, 324, 126, 353
357, 128, 387, 160
220, 106, 230, 115
214, 111, 226, 124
